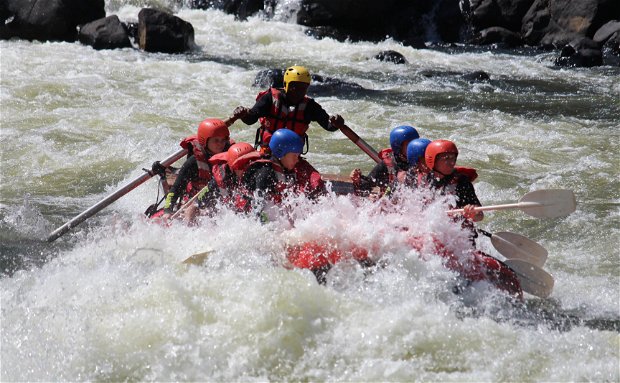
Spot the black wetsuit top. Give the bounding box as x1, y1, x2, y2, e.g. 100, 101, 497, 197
357, 157, 409, 193
426, 172, 481, 208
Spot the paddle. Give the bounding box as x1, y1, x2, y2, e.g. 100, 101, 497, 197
504, 259, 554, 298
339, 124, 382, 164
46, 148, 188, 242
168, 184, 210, 221
448, 189, 576, 218
478, 229, 548, 267
182, 250, 212, 265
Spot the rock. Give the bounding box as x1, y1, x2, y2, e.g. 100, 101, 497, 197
253, 68, 284, 88
297, 0, 429, 48
1, 1, 11, 24
374, 50, 408, 64
435, 0, 466, 42
593, 20, 620, 43
464, 0, 534, 32
594, 20, 620, 56
463, 70, 491, 82
252, 68, 366, 97
523, 0, 619, 48
604, 31, 620, 55
521, 0, 550, 46
554, 37, 603, 67
473, 26, 522, 46
0, 0, 104, 42
190, 0, 268, 20
138, 8, 195, 53
79, 15, 132, 50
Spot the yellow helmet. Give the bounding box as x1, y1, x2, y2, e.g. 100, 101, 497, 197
283, 65, 311, 93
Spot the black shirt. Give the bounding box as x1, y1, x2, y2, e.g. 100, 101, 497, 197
357, 155, 409, 192
426, 172, 481, 208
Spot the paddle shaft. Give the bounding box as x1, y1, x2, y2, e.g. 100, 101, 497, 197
169, 184, 208, 220
449, 201, 542, 214
47, 148, 188, 242
339, 125, 382, 164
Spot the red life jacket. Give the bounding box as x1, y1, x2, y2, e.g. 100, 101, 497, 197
257, 88, 310, 145
207, 153, 230, 189
179, 135, 212, 191
249, 158, 324, 204
400, 166, 477, 189
378, 148, 398, 191
293, 158, 326, 198
206, 153, 249, 212
455, 166, 478, 182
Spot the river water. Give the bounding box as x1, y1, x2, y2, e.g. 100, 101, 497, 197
1, 3, 619, 381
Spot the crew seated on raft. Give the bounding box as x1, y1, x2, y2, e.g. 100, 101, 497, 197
193, 129, 326, 221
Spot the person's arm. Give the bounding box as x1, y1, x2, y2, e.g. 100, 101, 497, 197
350, 161, 388, 195
242, 163, 278, 198
163, 157, 198, 214
196, 178, 222, 216
365, 162, 390, 189
456, 180, 484, 222
295, 159, 326, 199
232, 90, 274, 125
306, 99, 344, 132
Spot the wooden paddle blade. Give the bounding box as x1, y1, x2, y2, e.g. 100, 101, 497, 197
182, 251, 212, 265
519, 189, 576, 218
491, 231, 548, 267
505, 259, 554, 298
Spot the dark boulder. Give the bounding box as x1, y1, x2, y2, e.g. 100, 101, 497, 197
1, 1, 10, 24
593, 20, 620, 56
463, 70, 491, 82
466, 0, 535, 32
593, 20, 620, 43
252, 68, 366, 97
433, 0, 466, 43
523, 0, 620, 47
190, 0, 269, 20
297, 0, 399, 43
138, 8, 195, 53
602, 30, 620, 56
472, 26, 522, 46
253, 68, 284, 88
79, 15, 132, 50
374, 50, 408, 64
0, 0, 104, 42
521, 0, 551, 46
297, 0, 429, 48
554, 37, 603, 67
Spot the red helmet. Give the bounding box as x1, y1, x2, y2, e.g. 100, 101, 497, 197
227, 142, 255, 170
425, 140, 458, 170
197, 118, 229, 148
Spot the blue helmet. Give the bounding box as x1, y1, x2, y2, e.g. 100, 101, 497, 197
406, 138, 432, 166
390, 125, 419, 156
269, 129, 304, 159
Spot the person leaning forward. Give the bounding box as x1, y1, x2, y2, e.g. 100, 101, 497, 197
230, 65, 345, 155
